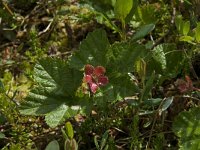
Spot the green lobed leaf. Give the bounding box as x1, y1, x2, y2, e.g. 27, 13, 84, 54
45, 140, 60, 150
173, 107, 200, 150
34, 58, 82, 95
114, 0, 133, 21
19, 58, 84, 127
106, 41, 145, 74
69, 29, 110, 70
132, 23, 155, 41
96, 74, 140, 103
164, 44, 184, 77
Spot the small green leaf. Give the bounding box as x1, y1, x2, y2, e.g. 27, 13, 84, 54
132, 23, 155, 41
104, 145, 109, 150
125, 0, 139, 23
0, 132, 5, 139
182, 21, 190, 35
61, 128, 68, 140
195, 23, 200, 42
65, 122, 74, 139
100, 131, 109, 149
94, 135, 100, 150
152, 44, 167, 70
175, 15, 183, 33
45, 140, 60, 150
114, 0, 133, 21
173, 107, 200, 150
144, 98, 162, 106
160, 97, 173, 112
179, 36, 194, 44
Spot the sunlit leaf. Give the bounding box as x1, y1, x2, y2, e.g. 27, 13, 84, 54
175, 15, 183, 33
179, 36, 194, 44
195, 22, 200, 42
19, 58, 84, 127
114, 0, 133, 21
65, 122, 74, 139
182, 21, 190, 36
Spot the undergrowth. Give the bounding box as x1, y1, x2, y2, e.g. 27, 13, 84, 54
0, 0, 200, 150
